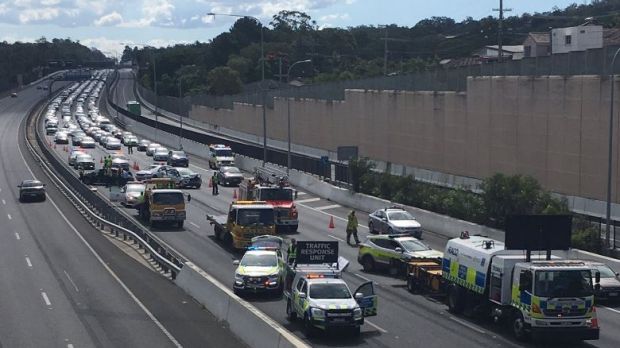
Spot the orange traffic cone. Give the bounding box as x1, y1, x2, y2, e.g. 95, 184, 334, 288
328, 216, 335, 229
100, 157, 103, 164
233, 189, 238, 199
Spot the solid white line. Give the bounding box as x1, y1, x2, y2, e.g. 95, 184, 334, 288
449, 316, 485, 334
296, 203, 369, 230
296, 197, 320, 204
18, 129, 183, 348
25, 257, 33, 268
189, 221, 200, 228
15, 232, 20, 240
315, 204, 341, 211
353, 273, 372, 282
68, 344, 74, 348
7, 214, 12, 220
64, 270, 79, 293
41, 292, 52, 306
296, 191, 307, 196
1, 199, 5, 205
602, 306, 620, 314
366, 320, 388, 333
574, 249, 620, 264
328, 234, 345, 242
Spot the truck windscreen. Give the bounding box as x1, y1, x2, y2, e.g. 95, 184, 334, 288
259, 188, 293, 201
216, 149, 232, 157
237, 209, 274, 226
534, 270, 593, 298
153, 192, 184, 205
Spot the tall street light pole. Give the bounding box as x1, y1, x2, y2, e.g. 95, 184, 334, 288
207, 12, 267, 166
606, 47, 620, 249
286, 59, 312, 175
178, 76, 184, 149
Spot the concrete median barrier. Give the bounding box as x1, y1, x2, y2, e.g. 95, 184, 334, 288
175, 262, 308, 348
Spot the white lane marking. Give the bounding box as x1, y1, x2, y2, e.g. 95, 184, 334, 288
366, 320, 388, 333
296, 191, 306, 196
25, 257, 33, 268
15, 232, 20, 240
296, 203, 369, 230
2, 199, 5, 205
602, 306, 620, 314
315, 204, 341, 211
189, 221, 200, 229
68, 344, 74, 348
41, 292, 52, 307
7, 214, 12, 220
64, 270, 79, 293
353, 273, 372, 282
328, 234, 345, 242
449, 316, 485, 334
296, 197, 320, 204
573, 249, 620, 264
19, 132, 183, 348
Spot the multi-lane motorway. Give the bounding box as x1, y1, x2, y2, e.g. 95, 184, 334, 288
101, 68, 620, 347
0, 81, 244, 347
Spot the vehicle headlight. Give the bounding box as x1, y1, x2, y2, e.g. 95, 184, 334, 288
268, 274, 279, 283
234, 273, 244, 285
311, 307, 325, 318
353, 308, 363, 319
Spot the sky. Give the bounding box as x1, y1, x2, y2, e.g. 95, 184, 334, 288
0, 0, 590, 57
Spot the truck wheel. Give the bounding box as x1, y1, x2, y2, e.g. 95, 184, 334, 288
512, 311, 530, 341
351, 326, 361, 337
407, 277, 416, 293
178, 220, 184, 228
303, 314, 315, 337
447, 285, 465, 314
362, 255, 375, 272
286, 300, 297, 321
214, 227, 221, 240
368, 221, 375, 234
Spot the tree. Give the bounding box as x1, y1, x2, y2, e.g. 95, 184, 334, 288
270, 10, 317, 32
480, 174, 543, 228
207, 67, 242, 95
227, 55, 251, 81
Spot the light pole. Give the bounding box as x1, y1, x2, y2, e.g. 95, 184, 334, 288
123, 43, 159, 140
178, 76, 184, 149
286, 59, 312, 175
208, 12, 267, 166
606, 47, 620, 249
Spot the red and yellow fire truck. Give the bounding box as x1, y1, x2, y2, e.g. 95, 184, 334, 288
239, 167, 298, 233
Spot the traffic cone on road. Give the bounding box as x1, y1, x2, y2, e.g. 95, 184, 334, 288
100, 157, 103, 164
233, 189, 238, 199
328, 216, 335, 229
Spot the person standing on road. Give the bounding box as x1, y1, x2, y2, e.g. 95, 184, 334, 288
211, 172, 219, 195
346, 210, 360, 246
287, 238, 297, 265
127, 143, 133, 154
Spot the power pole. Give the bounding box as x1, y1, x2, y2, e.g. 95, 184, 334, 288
493, 0, 512, 62
383, 27, 388, 76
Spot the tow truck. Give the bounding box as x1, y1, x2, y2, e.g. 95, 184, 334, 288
135, 178, 189, 228
284, 240, 378, 337
207, 200, 276, 249
239, 167, 298, 233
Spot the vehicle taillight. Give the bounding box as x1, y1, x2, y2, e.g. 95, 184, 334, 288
290, 205, 298, 218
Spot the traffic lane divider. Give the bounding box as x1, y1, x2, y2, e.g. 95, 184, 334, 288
175, 262, 309, 348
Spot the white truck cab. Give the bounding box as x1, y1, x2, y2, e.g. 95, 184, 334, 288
208, 144, 234, 169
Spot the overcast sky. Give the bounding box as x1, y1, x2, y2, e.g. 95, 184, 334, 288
0, 0, 586, 56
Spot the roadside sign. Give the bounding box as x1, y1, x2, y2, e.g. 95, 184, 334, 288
296, 241, 339, 264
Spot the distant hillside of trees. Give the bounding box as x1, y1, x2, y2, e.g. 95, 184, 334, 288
0, 37, 106, 93
124, 0, 620, 97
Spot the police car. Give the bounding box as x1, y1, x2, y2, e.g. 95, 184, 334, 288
357, 234, 442, 273
233, 236, 286, 296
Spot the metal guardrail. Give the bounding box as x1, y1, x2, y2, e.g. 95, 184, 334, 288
106, 70, 351, 183
27, 82, 184, 278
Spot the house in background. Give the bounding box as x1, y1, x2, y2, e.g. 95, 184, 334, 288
523, 32, 550, 57
551, 25, 604, 54
478, 45, 524, 60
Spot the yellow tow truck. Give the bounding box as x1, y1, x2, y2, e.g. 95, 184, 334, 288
207, 201, 276, 249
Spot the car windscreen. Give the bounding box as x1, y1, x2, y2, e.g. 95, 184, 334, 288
223, 167, 241, 174
126, 185, 145, 193
76, 155, 93, 161
400, 239, 430, 252
240, 254, 277, 267
172, 151, 186, 157
215, 149, 233, 157
152, 192, 184, 205
388, 211, 414, 221
237, 209, 274, 226
593, 265, 617, 278
21, 181, 43, 188
177, 168, 194, 176
258, 188, 293, 201
309, 283, 352, 299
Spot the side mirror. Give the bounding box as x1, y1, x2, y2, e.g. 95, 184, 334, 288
354, 292, 363, 300
595, 271, 601, 284
17, 185, 21, 188
187, 194, 192, 202
299, 292, 307, 299
595, 284, 601, 291
232, 260, 240, 266
395, 247, 403, 253
294, 190, 298, 199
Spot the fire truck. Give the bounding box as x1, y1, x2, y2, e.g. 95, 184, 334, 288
239, 167, 299, 233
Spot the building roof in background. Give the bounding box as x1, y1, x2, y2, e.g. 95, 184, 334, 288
528, 32, 551, 44
604, 28, 620, 46
485, 45, 524, 53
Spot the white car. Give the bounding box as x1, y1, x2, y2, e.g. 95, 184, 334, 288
153, 147, 169, 162
80, 136, 96, 148
368, 207, 422, 238
121, 182, 145, 208
105, 138, 122, 150
146, 143, 161, 156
